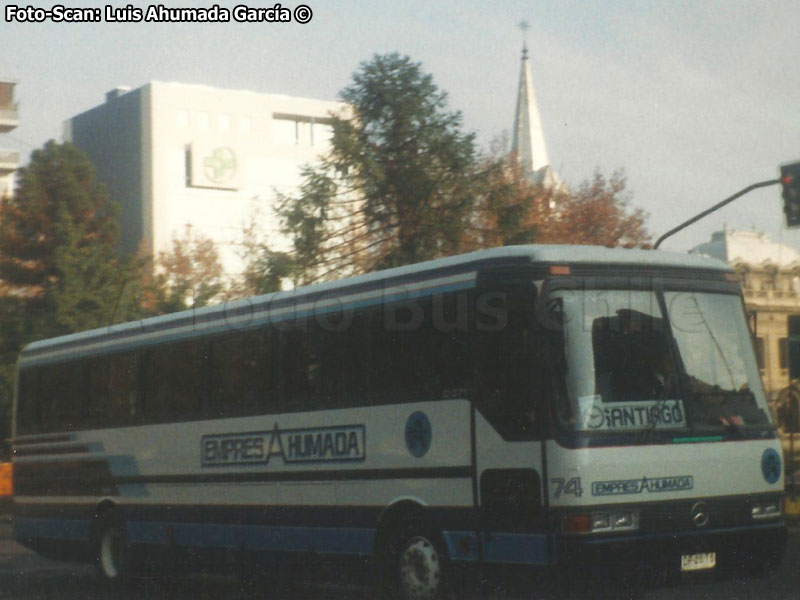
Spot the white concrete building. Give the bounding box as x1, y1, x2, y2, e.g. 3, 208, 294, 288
691, 229, 800, 398
64, 82, 347, 273
0, 80, 20, 200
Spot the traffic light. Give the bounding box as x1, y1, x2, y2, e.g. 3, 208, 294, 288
781, 161, 800, 228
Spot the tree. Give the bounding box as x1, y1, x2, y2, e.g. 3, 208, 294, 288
468, 156, 650, 249
265, 53, 481, 284
139, 225, 227, 314
0, 141, 139, 331
248, 54, 650, 289
0, 141, 139, 452
464, 156, 541, 249
535, 171, 650, 246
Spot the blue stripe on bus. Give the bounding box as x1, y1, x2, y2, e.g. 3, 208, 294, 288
127, 521, 376, 556
15, 517, 90, 542
15, 515, 375, 556
480, 532, 551, 565
16, 516, 553, 565
442, 531, 551, 565
442, 531, 479, 561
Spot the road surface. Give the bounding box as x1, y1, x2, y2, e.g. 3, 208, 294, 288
0, 521, 797, 599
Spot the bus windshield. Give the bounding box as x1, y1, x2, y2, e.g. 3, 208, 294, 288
552, 288, 772, 436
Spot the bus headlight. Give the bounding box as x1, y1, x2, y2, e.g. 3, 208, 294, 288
751, 499, 781, 520
563, 508, 640, 534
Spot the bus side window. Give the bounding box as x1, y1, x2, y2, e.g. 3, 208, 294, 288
474, 285, 542, 441
368, 306, 400, 402
82, 352, 140, 427
17, 368, 41, 435
142, 340, 208, 421
243, 327, 274, 413
281, 325, 315, 412
315, 309, 368, 407
108, 352, 139, 421
209, 327, 272, 418
369, 293, 471, 404
370, 297, 431, 402
430, 292, 471, 395
86, 356, 111, 423
39, 361, 86, 431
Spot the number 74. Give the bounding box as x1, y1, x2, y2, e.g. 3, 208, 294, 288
550, 477, 583, 498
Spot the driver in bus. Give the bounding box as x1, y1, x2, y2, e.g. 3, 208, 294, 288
634, 333, 678, 400
600, 311, 678, 402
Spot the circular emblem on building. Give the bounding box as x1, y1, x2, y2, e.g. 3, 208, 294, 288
202, 147, 237, 184
405, 411, 432, 458
691, 501, 710, 528
761, 448, 781, 485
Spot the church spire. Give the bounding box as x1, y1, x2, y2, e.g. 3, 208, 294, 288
511, 21, 551, 181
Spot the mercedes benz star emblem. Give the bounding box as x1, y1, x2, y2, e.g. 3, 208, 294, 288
691, 502, 709, 528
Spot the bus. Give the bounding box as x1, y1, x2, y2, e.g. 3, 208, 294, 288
10, 245, 786, 596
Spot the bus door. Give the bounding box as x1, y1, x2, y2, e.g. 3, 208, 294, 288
471, 282, 549, 566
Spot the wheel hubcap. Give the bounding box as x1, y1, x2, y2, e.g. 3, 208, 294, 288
100, 527, 121, 579
399, 536, 440, 600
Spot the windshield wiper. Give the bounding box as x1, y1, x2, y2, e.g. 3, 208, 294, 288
635, 395, 674, 445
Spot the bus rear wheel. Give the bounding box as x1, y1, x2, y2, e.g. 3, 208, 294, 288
95, 513, 130, 586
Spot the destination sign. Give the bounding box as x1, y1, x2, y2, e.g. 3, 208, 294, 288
578, 399, 687, 431
202, 424, 366, 467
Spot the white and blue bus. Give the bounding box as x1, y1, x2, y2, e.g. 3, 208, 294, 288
10, 245, 786, 596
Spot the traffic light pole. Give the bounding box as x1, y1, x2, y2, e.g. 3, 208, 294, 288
653, 179, 782, 249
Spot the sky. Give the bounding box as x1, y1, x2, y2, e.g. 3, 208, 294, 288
1, 0, 799, 253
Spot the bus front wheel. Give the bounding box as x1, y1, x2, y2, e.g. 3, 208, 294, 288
94, 512, 131, 586
383, 520, 446, 600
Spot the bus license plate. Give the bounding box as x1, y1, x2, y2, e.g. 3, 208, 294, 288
681, 552, 716, 571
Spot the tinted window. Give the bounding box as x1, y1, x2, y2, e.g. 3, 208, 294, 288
370, 293, 472, 403
208, 327, 273, 418
108, 352, 140, 421
16, 369, 40, 434
475, 285, 544, 440
142, 339, 207, 420
39, 361, 86, 429
316, 309, 369, 405
86, 356, 111, 421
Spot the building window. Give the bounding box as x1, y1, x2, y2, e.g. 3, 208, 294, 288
297, 120, 311, 145
272, 116, 296, 145
218, 114, 231, 133
197, 111, 209, 129
780, 337, 789, 370
313, 122, 333, 147
239, 116, 251, 134
176, 109, 189, 128
272, 113, 334, 146
756, 337, 766, 370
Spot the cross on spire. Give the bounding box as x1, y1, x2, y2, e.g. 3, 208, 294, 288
518, 19, 530, 57
512, 19, 552, 184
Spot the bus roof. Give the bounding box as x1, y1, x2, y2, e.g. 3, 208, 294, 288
19, 245, 732, 363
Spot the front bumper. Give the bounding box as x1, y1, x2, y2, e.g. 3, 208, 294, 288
557, 521, 787, 578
